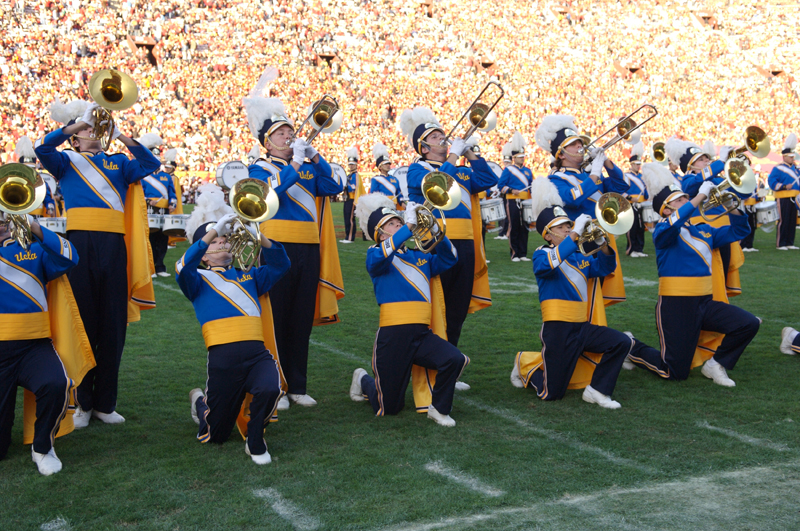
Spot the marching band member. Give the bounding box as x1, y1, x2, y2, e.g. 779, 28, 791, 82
138, 134, 177, 277
340, 146, 361, 243
15, 137, 55, 216
35, 99, 160, 427
739, 154, 759, 253
369, 143, 403, 207
245, 97, 344, 410
629, 164, 759, 386
623, 140, 648, 257
781, 327, 800, 356
493, 144, 513, 240
0, 212, 79, 475
400, 107, 497, 352
767, 133, 799, 250
349, 194, 468, 426
178, 212, 290, 465
497, 132, 532, 262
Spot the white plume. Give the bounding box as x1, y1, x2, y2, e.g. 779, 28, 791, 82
14, 136, 35, 160
163, 148, 178, 164
641, 163, 677, 196
702, 139, 716, 158
372, 142, 390, 162
137, 133, 163, 150
529, 177, 563, 220
784, 133, 797, 151
248, 144, 261, 160
355, 193, 395, 240
185, 184, 233, 243
624, 129, 642, 146
346, 146, 359, 160
501, 142, 513, 159
630, 141, 644, 160
664, 137, 701, 166
242, 97, 292, 141
49, 98, 89, 125
510, 131, 527, 153
398, 107, 441, 145
535, 115, 578, 153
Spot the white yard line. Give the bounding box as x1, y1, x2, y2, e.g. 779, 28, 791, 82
697, 421, 791, 452
152, 280, 183, 294
622, 276, 658, 287
457, 397, 654, 473
40, 518, 70, 531
309, 339, 368, 362
424, 461, 505, 498
253, 488, 320, 531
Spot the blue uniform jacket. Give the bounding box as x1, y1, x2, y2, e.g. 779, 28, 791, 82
498, 165, 534, 193
369, 174, 404, 202
346, 171, 359, 196
549, 164, 629, 220
681, 160, 750, 221
767, 163, 800, 193
142, 170, 177, 207
623, 171, 648, 201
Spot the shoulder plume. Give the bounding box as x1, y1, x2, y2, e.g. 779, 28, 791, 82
535, 115, 577, 153
529, 177, 563, 219
355, 193, 395, 239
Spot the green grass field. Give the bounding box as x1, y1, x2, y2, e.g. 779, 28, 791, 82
3, 202, 800, 530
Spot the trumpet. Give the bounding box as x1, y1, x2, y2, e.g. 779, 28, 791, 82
0, 163, 47, 249
87, 69, 138, 150
226, 178, 280, 270
441, 81, 504, 146
411, 171, 462, 253
291, 94, 343, 145
575, 193, 634, 256
699, 159, 757, 223
580, 104, 658, 170
651, 141, 668, 166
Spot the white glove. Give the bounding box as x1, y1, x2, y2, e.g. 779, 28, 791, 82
449, 138, 467, 157
699, 181, 715, 198
464, 136, 479, 150
404, 202, 420, 227
212, 213, 238, 237
718, 146, 734, 162
290, 139, 309, 165
429, 219, 441, 236
96, 117, 122, 142
587, 146, 604, 159
79, 102, 100, 127
594, 234, 606, 246
245, 221, 261, 240
572, 214, 592, 234
305, 144, 319, 161
590, 151, 607, 177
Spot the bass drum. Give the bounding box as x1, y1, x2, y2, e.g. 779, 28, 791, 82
756, 200, 778, 233
330, 162, 347, 189
480, 197, 506, 223
391, 165, 409, 205
486, 161, 503, 179
215, 161, 249, 192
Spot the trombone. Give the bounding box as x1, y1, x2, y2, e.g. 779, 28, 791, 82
226, 178, 280, 270
411, 171, 463, 253
580, 104, 658, 170
291, 94, 342, 145
87, 69, 139, 150
575, 193, 634, 256
0, 163, 47, 250
441, 81, 504, 146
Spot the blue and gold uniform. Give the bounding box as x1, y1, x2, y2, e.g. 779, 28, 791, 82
623, 170, 648, 255
357, 224, 468, 416
0, 225, 78, 459
343, 169, 360, 241
177, 232, 290, 455
35, 128, 160, 417
498, 163, 533, 259
549, 164, 629, 220
369, 174, 404, 205
142, 169, 177, 274
767, 162, 799, 248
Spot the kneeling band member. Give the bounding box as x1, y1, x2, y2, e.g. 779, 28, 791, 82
627, 179, 760, 386
349, 195, 469, 426
513, 207, 660, 408
781, 327, 800, 356
177, 214, 291, 464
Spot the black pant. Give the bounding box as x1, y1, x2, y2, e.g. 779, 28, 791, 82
528, 321, 644, 399
194, 341, 282, 455
741, 207, 757, 249
629, 295, 760, 380
342, 198, 357, 241
506, 200, 528, 258
360, 324, 469, 416
0, 338, 69, 458
625, 205, 645, 254
269, 243, 320, 395
69, 231, 128, 414
149, 207, 169, 273
499, 198, 509, 236
777, 197, 797, 247
436, 238, 475, 348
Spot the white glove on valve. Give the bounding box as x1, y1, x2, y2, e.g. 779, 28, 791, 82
404, 202, 420, 227
590, 151, 607, 177
213, 213, 238, 237
572, 214, 592, 235
699, 181, 715, 198
449, 138, 467, 157
79, 102, 100, 128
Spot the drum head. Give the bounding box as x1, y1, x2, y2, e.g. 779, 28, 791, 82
217, 161, 249, 191
330, 163, 347, 187
392, 166, 409, 201
486, 161, 503, 179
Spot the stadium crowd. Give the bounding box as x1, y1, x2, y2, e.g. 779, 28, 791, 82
1, 0, 798, 190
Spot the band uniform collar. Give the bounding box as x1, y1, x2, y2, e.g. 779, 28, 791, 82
426, 159, 442, 168
268, 155, 289, 166
1, 238, 14, 247
209, 266, 229, 273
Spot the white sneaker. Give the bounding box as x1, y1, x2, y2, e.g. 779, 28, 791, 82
494, 235, 507, 240
276, 395, 290, 411
582, 385, 621, 409
454, 381, 470, 391
167, 244, 176, 249
151, 273, 157, 278
520, 257, 531, 262
485, 259, 490, 264
622, 358, 636, 370
788, 246, 799, 250
427, 405, 456, 427
245, 439, 272, 465
72, 407, 92, 429
510, 363, 524, 388
93, 410, 126, 424
288, 393, 317, 407
157, 271, 170, 277
511, 257, 521, 262
338, 239, 353, 244
350, 368, 367, 401
189, 388, 204, 425
701, 358, 735, 387
638, 252, 649, 257
31, 447, 62, 476
777, 246, 789, 250
780, 327, 798, 355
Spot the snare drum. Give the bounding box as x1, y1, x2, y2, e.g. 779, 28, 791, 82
756, 200, 778, 232
639, 201, 660, 232
162, 214, 189, 237
480, 198, 506, 223
148, 214, 164, 233
520, 199, 535, 224
38, 217, 66, 236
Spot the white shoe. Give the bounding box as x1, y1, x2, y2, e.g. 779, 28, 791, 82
72, 407, 92, 429
780, 327, 798, 355
701, 358, 735, 387
485, 259, 490, 264
190, 388, 204, 425
151, 273, 157, 278
510, 363, 524, 388
92, 410, 126, 424
582, 385, 621, 409
245, 439, 272, 465
157, 271, 170, 277
32, 447, 62, 476
788, 246, 799, 250
350, 368, 367, 401
454, 381, 470, 391
338, 239, 353, 244
167, 244, 176, 249
288, 393, 317, 407
276, 395, 290, 410
520, 257, 531, 262
777, 246, 788, 250
427, 405, 456, 427
638, 252, 649, 257
511, 257, 521, 262
494, 235, 507, 240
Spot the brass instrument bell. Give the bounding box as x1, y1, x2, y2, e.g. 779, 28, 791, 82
0, 163, 47, 249
699, 158, 757, 223
226, 178, 280, 270
576, 193, 634, 256
442, 81, 504, 146
292, 94, 342, 145
411, 171, 463, 253
651, 141, 668, 165
87, 69, 139, 150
